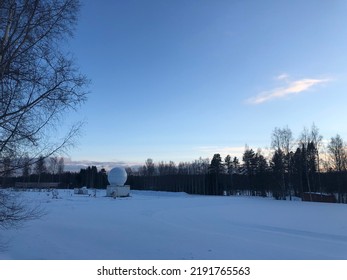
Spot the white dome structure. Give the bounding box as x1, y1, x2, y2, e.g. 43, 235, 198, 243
106, 166, 130, 198
108, 166, 127, 186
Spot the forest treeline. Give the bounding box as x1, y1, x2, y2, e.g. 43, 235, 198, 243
1, 124, 347, 203
128, 124, 347, 203
0, 156, 109, 190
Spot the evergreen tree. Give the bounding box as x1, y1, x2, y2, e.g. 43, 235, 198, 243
209, 154, 224, 195
224, 155, 234, 195
253, 150, 268, 196
271, 149, 285, 199
209, 154, 224, 174
254, 151, 268, 174
232, 156, 240, 172
97, 168, 108, 188
242, 147, 256, 176
224, 155, 232, 174
291, 147, 304, 195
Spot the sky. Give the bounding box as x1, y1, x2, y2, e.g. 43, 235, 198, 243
62, 0, 347, 167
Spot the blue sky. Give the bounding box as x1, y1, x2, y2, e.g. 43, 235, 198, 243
63, 0, 347, 166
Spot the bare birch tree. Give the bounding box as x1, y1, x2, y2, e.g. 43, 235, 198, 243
0, 0, 87, 229
0, 0, 88, 174
271, 126, 293, 199
327, 134, 347, 172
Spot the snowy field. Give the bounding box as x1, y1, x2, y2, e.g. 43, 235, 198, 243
0, 189, 347, 260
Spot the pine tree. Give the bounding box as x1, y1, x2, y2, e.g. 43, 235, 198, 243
224, 155, 232, 174
208, 154, 224, 195
271, 149, 286, 199
209, 154, 224, 174
232, 157, 240, 171
242, 147, 256, 176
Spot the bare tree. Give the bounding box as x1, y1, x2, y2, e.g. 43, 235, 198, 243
168, 160, 177, 174
271, 126, 293, 155
0, 0, 88, 175
310, 124, 323, 166
298, 124, 323, 196
327, 134, 347, 172
271, 126, 294, 199
48, 156, 58, 182
310, 123, 323, 192
145, 158, 155, 176
327, 134, 347, 203
0, 0, 87, 229
0, 190, 45, 229
48, 157, 58, 174
157, 161, 166, 175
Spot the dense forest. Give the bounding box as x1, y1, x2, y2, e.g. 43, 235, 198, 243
128, 124, 347, 203
1, 124, 347, 203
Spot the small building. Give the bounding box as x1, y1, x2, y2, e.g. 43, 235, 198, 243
302, 192, 336, 203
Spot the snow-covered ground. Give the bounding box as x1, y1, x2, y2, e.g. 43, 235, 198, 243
0, 189, 346, 260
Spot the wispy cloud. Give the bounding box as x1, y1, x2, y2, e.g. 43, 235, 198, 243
194, 145, 247, 159
247, 76, 331, 105
64, 159, 141, 172
276, 73, 289, 81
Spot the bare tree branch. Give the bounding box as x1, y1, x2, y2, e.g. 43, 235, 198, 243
0, 0, 88, 175
0, 189, 46, 230
0, 0, 87, 229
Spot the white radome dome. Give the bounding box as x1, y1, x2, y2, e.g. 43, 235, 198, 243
108, 167, 127, 186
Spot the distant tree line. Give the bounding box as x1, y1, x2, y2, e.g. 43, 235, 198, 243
1, 124, 347, 203
128, 124, 347, 203
0, 156, 108, 189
